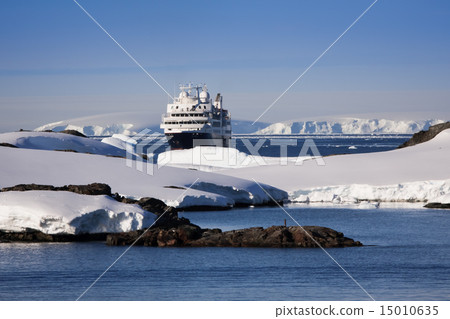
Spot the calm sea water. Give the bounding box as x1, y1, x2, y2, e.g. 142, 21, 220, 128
1, 205, 449, 301
232, 134, 412, 157
102, 134, 411, 157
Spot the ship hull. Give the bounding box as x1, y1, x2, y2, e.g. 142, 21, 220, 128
165, 132, 230, 150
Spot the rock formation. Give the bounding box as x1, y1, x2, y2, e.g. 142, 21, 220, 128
398, 121, 450, 148
106, 224, 362, 248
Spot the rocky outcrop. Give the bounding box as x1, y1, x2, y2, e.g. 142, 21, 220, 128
0, 143, 18, 148
0, 183, 202, 225
398, 121, 450, 148
0, 183, 112, 196
0, 229, 107, 243
1, 224, 362, 247
1, 182, 362, 247
41, 129, 87, 138
106, 225, 362, 248
112, 194, 183, 226
424, 202, 450, 209
60, 130, 87, 138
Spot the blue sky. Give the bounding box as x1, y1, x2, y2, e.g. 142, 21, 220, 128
1, 0, 449, 131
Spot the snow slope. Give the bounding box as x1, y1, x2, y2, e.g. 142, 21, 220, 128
0, 131, 125, 157
254, 118, 445, 135
219, 129, 450, 204
0, 191, 156, 234
0, 146, 287, 208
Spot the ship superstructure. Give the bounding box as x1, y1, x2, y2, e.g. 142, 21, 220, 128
160, 84, 231, 149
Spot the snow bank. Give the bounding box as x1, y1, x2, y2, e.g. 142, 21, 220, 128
220, 129, 450, 203
254, 118, 444, 135
0, 145, 287, 208
291, 180, 450, 204
101, 134, 136, 152
0, 191, 156, 234
428, 193, 450, 205
156, 146, 308, 171
0, 131, 125, 157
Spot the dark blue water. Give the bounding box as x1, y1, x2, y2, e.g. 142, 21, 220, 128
232, 134, 411, 157
104, 134, 411, 157
1, 205, 449, 301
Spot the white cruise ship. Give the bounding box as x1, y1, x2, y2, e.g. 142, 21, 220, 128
160, 84, 231, 149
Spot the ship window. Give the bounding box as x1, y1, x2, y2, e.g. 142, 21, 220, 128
176, 106, 178, 109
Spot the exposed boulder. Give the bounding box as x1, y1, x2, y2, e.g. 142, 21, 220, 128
398, 121, 450, 148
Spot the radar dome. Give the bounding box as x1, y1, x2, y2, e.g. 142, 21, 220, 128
199, 90, 210, 102
179, 91, 188, 99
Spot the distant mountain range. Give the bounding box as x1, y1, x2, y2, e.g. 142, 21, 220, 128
35, 112, 446, 136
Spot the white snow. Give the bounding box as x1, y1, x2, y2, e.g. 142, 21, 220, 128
101, 134, 137, 152
428, 193, 450, 204
156, 146, 309, 171
0, 145, 286, 209
0, 191, 156, 234
254, 118, 444, 135
219, 129, 450, 204
291, 180, 450, 204
0, 131, 125, 157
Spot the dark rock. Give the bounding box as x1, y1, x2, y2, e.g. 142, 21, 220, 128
55, 149, 78, 153
0, 229, 108, 243
106, 225, 362, 248
113, 194, 185, 227
2, 222, 361, 248
398, 121, 450, 148
137, 197, 171, 214
424, 202, 450, 209
1, 184, 57, 192
0, 143, 18, 148
0, 183, 111, 196
60, 130, 87, 138
164, 185, 186, 190
61, 183, 112, 196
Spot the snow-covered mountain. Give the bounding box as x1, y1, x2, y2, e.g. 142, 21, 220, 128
253, 118, 446, 135
35, 112, 446, 136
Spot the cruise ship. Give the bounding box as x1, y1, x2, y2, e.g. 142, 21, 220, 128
160, 84, 232, 150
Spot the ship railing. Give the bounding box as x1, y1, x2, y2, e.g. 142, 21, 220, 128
162, 112, 211, 118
